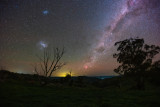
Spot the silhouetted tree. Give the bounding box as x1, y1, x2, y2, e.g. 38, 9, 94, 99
151, 60, 160, 72
149, 60, 160, 85
33, 47, 66, 82
65, 72, 73, 86
113, 37, 160, 89
65, 72, 72, 80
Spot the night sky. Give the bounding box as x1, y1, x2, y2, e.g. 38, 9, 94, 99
0, 0, 160, 76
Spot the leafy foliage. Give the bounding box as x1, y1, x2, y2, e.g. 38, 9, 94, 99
113, 37, 160, 76
149, 60, 160, 84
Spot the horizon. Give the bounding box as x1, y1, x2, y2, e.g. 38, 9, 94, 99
2, 69, 116, 77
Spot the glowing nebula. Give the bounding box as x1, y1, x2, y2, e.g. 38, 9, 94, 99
84, 65, 88, 70
39, 41, 48, 49
42, 10, 49, 15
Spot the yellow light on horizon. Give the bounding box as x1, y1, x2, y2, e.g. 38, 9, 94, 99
57, 71, 73, 77
58, 72, 66, 77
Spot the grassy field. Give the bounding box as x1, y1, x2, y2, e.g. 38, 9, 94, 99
0, 80, 160, 107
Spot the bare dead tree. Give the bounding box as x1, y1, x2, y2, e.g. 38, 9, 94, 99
35, 47, 66, 78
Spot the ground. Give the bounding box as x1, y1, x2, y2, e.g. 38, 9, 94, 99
0, 80, 160, 107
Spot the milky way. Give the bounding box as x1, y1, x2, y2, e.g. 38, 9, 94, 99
84, 0, 160, 71
0, 0, 160, 76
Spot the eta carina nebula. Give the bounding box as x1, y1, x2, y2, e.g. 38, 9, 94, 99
83, 0, 160, 70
